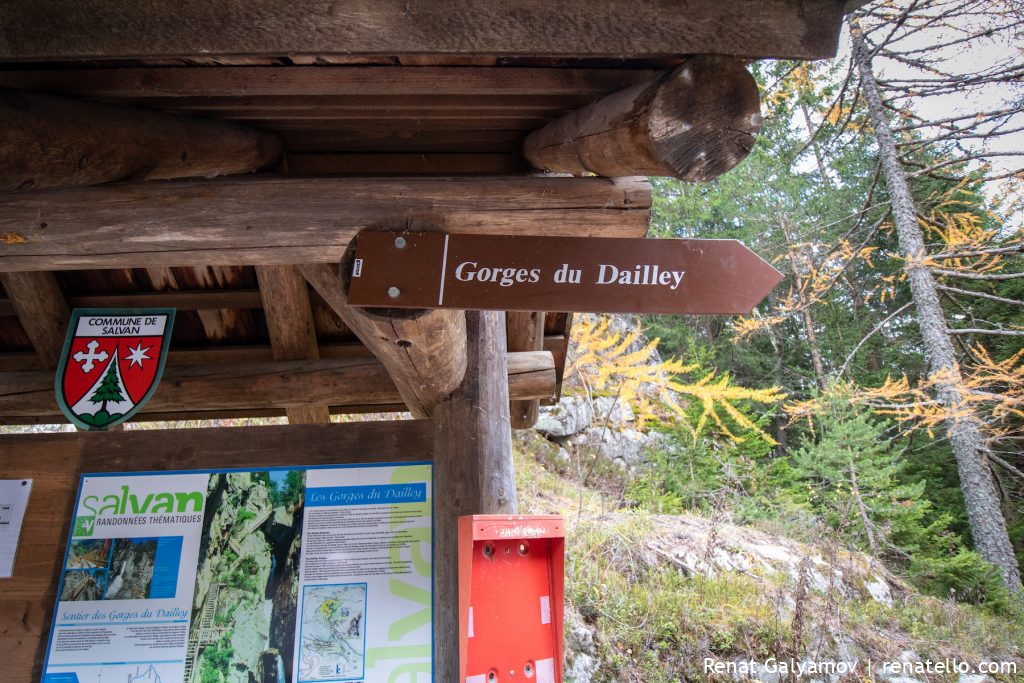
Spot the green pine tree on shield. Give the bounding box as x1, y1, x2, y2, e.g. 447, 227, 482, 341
85, 359, 126, 426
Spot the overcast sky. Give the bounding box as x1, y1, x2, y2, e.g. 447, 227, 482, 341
829, 5, 1023, 228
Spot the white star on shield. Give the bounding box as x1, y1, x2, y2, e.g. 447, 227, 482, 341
123, 342, 152, 368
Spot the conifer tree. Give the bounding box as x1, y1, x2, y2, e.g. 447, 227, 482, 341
849, 11, 1022, 593
91, 360, 125, 416
792, 402, 933, 560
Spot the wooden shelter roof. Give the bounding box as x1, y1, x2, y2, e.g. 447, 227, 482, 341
0, 0, 859, 426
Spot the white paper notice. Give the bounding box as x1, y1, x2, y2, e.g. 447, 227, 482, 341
0, 478, 33, 578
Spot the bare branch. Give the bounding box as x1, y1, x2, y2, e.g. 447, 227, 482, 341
936, 284, 1024, 307
931, 243, 1024, 260
839, 302, 915, 378
931, 268, 1024, 282
988, 452, 1024, 482
947, 328, 1024, 337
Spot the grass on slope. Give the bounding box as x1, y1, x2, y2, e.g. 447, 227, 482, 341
513, 435, 1024, 682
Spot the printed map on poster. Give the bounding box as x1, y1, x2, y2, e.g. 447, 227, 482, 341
299, 583, 367, 681
41, 463, 433, 683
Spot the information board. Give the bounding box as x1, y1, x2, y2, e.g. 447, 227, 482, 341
42, 463, 433, 683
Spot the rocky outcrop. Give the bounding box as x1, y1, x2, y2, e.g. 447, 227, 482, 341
536, 394, 665, 470
644, 514, 904, 603
536, 396, 594, 438
565, 607, 600, 683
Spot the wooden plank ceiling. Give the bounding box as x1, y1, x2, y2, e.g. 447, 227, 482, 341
0, 65, 663, 175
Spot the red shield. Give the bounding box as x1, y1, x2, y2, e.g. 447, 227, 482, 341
56, 310, 175, 430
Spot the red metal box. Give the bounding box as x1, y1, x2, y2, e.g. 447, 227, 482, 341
458, 515, 565, 683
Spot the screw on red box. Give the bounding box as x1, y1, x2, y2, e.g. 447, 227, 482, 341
458, 515, 565, 683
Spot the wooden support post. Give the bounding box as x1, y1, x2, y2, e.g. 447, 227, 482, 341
524, 56, 761, 181
506, 311, 546, 429
0, 271, 69, 369
433, 310, 516, 681
0, 88, 281, 192
300, 263, 467, 418
255, 265, 331, 424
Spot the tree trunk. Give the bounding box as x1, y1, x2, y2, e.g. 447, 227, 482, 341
764, 291, 789, 455
850, 17, 1022, 593
848, 460, 878, 559
800, 101, 833, 192
780, 217, 827, 392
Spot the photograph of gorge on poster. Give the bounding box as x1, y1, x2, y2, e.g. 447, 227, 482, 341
186, 470, 306, 683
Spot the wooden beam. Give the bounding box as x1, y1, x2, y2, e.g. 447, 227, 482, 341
1, 89, 281, 192
300, 263, 467, 418
246, 117, 549, 131
506, 311, 546, 428
286, 153, 529, 176
0, 341, 558, 377
0, 339, 563, 376
506, 350, 557, 401
0, 420, 433, 683
0, 288, 265, 317
280, 129, 528, 154
255, 265, 331, 424
0, 176, 650, 271
524, 57, 761, 180
0, 357, 396, 417
433, 310, 516, 683
70, 289, 263, 311
0, 1, 849, 62
0, 352, 551, 422
546, 314, 574, 402
0, 272, 69, 369
0, 342, 376, 373
0, 406, 415, 426
0, 67, 659, 99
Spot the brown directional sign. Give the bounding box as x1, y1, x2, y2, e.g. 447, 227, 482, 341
346, 231, 783, 315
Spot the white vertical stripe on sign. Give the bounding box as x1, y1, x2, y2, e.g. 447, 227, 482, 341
540, 595, 551, 625
468, 606, 475, 638
438, 233, 450, 305
536, 657, 555, 683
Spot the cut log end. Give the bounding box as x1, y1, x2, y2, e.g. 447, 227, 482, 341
523, 56, 761, 182
650, 56, 761, 182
